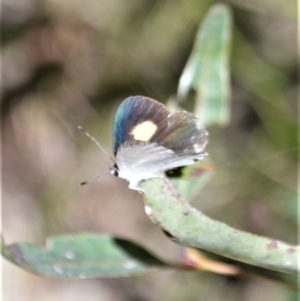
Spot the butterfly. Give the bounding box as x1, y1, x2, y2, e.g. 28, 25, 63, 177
80, 96, 208, 191
111, 96, 208, 190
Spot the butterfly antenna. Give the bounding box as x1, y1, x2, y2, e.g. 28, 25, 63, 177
79, 170, 111, 186
78, 125, 115, 164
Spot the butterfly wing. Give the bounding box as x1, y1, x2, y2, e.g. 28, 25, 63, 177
113, 96, 169, 154
152, 110, 208, 154
115, 141, 206, 189
113, 96, 208, 155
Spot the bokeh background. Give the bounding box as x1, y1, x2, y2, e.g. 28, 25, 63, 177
2, 0, 297, 300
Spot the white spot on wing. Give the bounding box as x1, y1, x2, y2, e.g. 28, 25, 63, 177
131, 121, 157, 141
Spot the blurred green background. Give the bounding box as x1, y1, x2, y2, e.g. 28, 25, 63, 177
2, 0, 297, 300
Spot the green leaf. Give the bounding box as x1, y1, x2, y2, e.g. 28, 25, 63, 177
177, 4, 232, 126
1, 233, 167, 278
140, 177, 299, 275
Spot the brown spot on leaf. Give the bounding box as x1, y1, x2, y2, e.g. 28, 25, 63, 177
8, 245, 26, 263
189, 164, 215, 179
287, 247, 295, 254
267, 240, 278, 250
